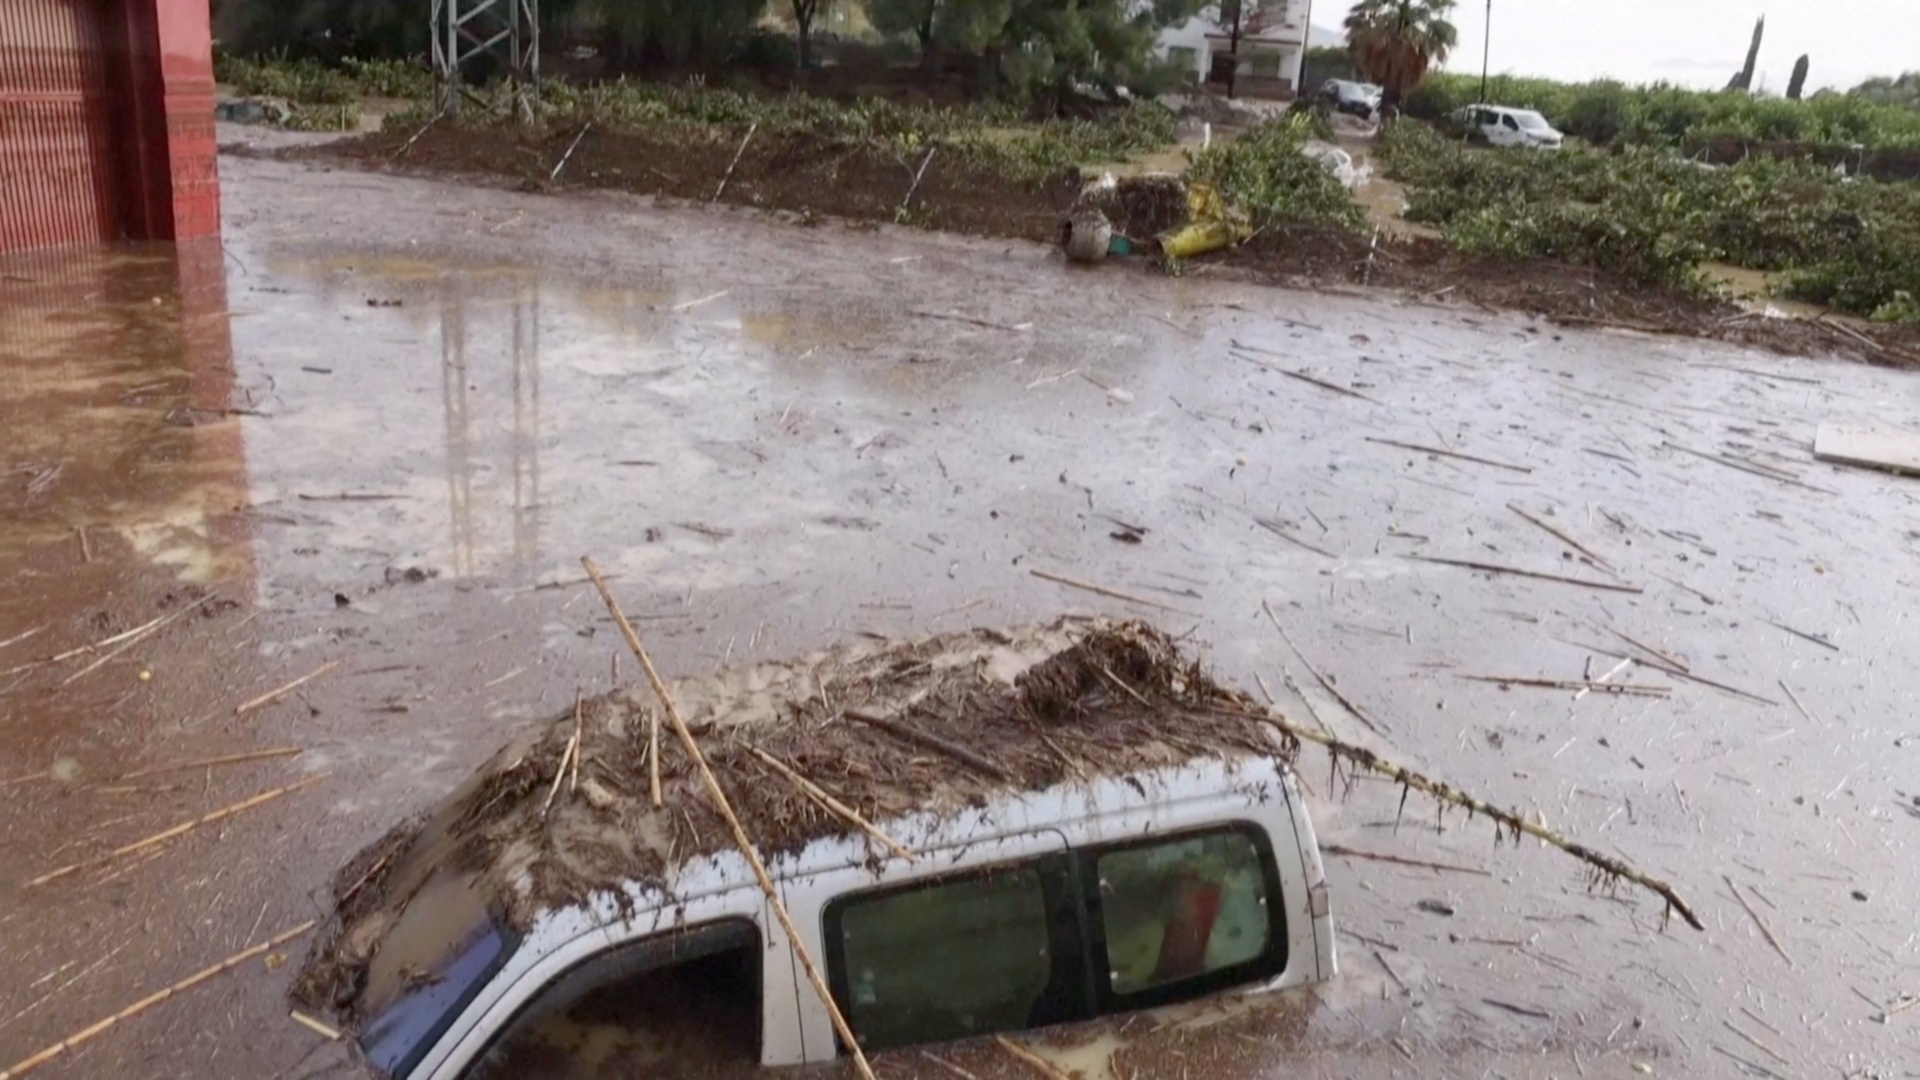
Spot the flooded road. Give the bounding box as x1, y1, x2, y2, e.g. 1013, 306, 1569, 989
2, 143, 1917, 1079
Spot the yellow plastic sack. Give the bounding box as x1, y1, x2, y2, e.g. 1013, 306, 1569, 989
1157, 183, 1252, 259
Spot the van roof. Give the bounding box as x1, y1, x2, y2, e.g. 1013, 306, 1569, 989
296, 619, 1283, 1011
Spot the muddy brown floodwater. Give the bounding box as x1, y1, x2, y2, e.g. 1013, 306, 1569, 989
1, 130, 1916, 1080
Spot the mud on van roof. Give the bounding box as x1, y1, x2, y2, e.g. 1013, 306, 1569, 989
294, 617, 1284, 1017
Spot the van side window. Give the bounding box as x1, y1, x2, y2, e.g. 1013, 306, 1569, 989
825, 859, 1083, 1053
461, 920, 761, 1079
1502, 113, 1520, 130
1088, 827, 1286, 1009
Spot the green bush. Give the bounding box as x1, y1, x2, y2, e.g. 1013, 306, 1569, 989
1403, 72, 1920, 150
218, 51, 430, 106
339, 57, 432, 99
1185, 115, 1365, 232
533, 78, 1172, 181
217, 53, 358, 104
1376, 120, 1920, 312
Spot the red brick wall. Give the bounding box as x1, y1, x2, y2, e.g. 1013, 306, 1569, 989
151, 0, 220, 240
0, 0, 218, 252
112, 0, 221, 242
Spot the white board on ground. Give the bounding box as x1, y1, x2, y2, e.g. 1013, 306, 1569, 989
1813, 424, 1920, 477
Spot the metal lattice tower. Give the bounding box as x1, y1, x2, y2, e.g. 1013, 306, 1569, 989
431, 0, 539, 117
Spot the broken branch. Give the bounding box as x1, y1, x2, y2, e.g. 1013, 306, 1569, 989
28, 776, 326, 887
844, 708, 1014, 781
1223, 702, 1703, 930
0, 921, 316, 1080
548, 121, 592, 182
1229, 350, 1385, 404
1367, 436, 1532, 473
1322, 842, 1492, 877
748, 746, 918, 864
1724, 875, 1793, 967
1254, 517, 1337, 559
1262, 601, 1386, 735
117, 746, 302, 781
542, 710, 581, 817
1665, 442, 1835, 494
581, 558, 662, 809
1608, 628, 1690, 672
995, 1035, 1074, 1080
1411, 555, 1643, 594
584, 555, 877, 1080
712, 121, 757, 202
1028, 568, 1198, 615
234, 660, 341, 717
896, 145, 937, 220
1571, 641, 1778, 706
1460, 675, 1671, 697
1508, 504, 1612, 568
288, 1010, 341, 1041
1761, 619, 1839, 652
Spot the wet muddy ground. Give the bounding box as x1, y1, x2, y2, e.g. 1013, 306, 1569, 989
2, 138, 1917, 1079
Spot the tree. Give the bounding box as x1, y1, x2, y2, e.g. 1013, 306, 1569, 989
1786, 54, 1810, 100
1850, 71, 1920, 109
215, 0, 426, 61
791, 0, 833, 70
1220, 1, 1246, 98
995, 0, 1201, 106
869, 0, 1009, 72
1343, 0, 1457, 110
1726, 15, 1764, 92
595, 0, 765, 71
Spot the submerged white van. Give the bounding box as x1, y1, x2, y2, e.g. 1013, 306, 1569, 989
301, 620, 1338, 1078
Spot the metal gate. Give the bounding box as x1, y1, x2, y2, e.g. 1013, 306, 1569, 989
0, 0, 119, 252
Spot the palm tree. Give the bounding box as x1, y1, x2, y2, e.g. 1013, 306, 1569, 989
1343, 0, 1458, 110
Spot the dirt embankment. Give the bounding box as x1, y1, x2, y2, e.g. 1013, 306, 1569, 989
312, 123, 1079, 245
303, 123, 1920, 369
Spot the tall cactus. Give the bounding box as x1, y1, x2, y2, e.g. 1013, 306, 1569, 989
1727, 16, 1765, 92
1787, 54, 1810, 100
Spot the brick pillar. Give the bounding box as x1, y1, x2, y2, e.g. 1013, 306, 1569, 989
151, 0, 219, 240
114, 0, 220, 242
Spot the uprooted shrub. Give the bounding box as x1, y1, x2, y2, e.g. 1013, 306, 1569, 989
1184, 115, 1366, 233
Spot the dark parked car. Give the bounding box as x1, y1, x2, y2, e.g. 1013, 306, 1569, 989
1318, 79, 1383, 119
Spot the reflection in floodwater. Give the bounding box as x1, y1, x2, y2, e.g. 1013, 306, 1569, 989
0, 241, 252, 595
236, 253, 898, 594
438, 284, 543, 578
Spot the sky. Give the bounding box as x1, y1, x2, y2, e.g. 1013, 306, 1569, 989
1322, 0, 1919, 93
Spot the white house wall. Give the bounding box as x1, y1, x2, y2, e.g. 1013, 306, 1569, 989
1153, 8, 1309, 91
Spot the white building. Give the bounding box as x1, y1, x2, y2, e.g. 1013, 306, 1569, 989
1154, 3, 1311, 98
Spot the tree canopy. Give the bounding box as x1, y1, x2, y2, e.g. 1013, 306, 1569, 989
1851, 72, 1920, 110
1344, 0, 1457, 107
214, 0, 1206, 104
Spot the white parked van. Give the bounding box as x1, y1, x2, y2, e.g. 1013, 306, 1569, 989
1452, 104, 1566, 149
300, 621, 1338, 1078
